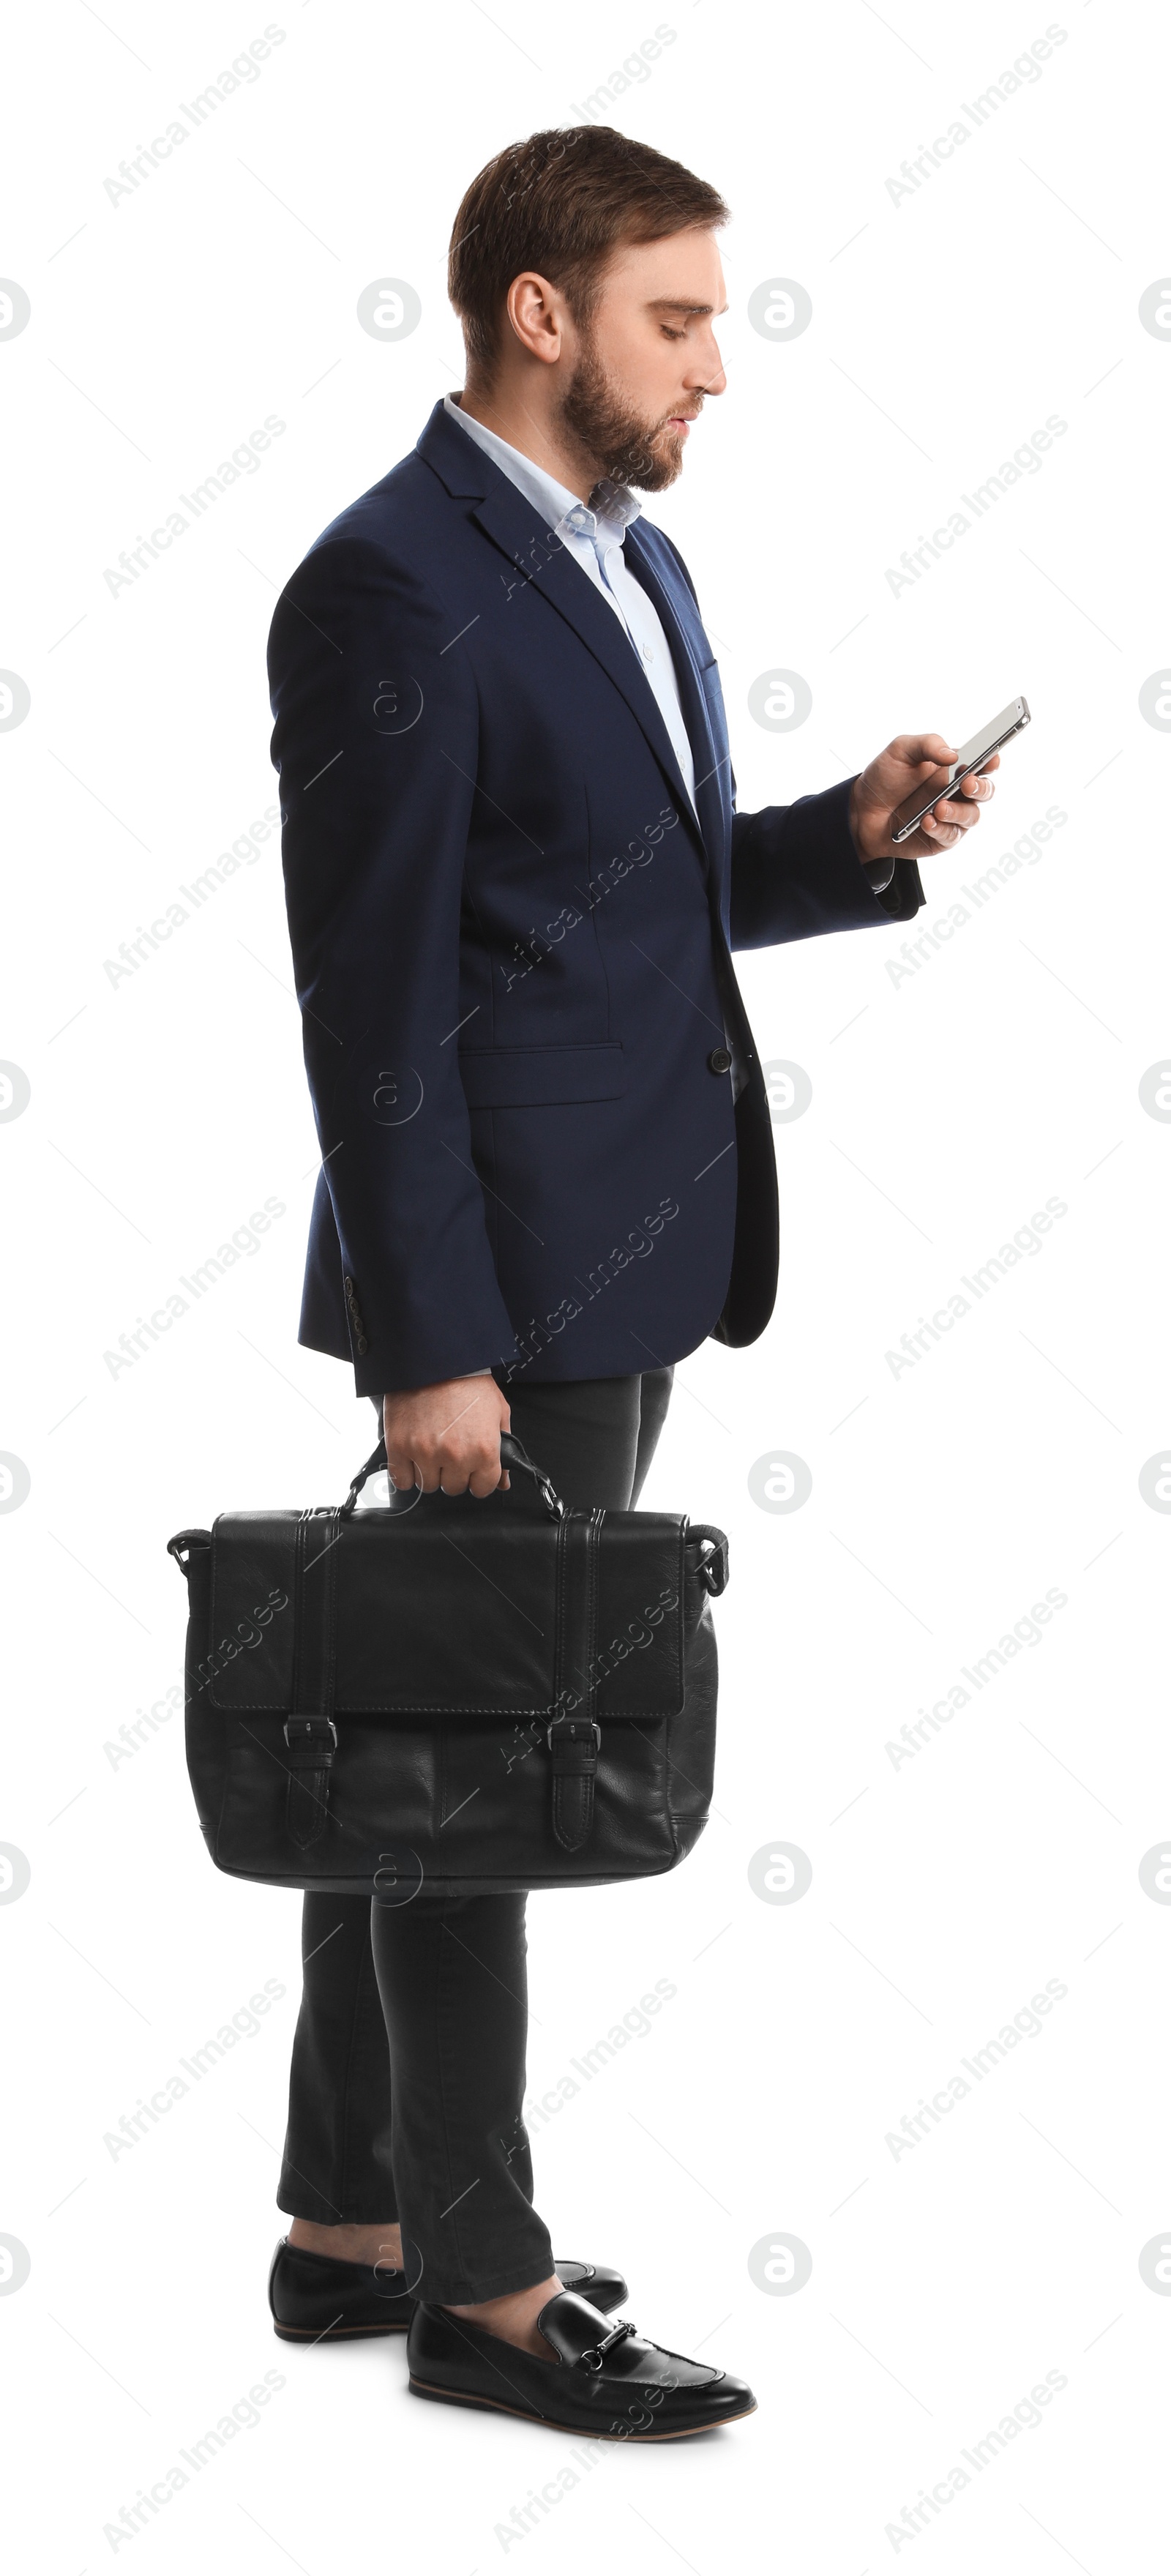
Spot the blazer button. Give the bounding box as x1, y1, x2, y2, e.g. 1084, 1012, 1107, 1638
707, 1048, 733, 1075
356, 1335, 369, 1355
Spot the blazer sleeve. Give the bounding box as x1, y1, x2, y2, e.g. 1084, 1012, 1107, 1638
268, 536, 517, 1395
728, 778, 925, 949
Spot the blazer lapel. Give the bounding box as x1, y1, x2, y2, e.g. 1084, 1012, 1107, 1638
417, 403, 703, 856
474, 482, 705, 851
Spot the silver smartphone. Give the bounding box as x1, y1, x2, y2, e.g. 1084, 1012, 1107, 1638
890, 695, 1031, 845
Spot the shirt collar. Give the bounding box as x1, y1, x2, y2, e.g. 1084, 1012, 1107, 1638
444, 392, 642, 549
560, 480, 643, 549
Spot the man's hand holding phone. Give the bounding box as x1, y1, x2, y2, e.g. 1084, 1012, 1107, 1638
849, 732, 1000, 865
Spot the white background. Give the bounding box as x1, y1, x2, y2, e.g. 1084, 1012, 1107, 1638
3, 1, 1170, 2567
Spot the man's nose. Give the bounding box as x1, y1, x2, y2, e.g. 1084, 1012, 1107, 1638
688, 337, 726, 397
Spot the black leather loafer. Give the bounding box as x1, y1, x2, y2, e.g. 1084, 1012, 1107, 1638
268, 2241, 628, 2342
406, 2290, 757, 2437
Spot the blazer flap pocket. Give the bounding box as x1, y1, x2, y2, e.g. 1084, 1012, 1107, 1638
459, 1043, 626, 1108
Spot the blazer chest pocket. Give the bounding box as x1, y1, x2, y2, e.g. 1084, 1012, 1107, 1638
458, 1043, 626, 1108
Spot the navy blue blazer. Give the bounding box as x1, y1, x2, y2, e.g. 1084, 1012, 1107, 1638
267, 400, 924, 1395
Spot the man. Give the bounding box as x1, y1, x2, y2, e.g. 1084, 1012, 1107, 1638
265, 125, 996, 2438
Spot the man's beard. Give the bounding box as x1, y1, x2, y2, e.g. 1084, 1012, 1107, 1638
558, 338, 695, 493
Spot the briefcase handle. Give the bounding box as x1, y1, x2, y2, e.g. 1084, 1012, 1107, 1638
340, 1429, 566, 1521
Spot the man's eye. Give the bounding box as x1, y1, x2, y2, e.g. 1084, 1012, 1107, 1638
661, 326, 684, 340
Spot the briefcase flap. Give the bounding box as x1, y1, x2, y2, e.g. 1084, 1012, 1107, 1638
201, 1501, 689, 1720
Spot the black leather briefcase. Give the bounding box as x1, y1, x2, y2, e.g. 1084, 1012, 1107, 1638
166, 1434, 727, 1897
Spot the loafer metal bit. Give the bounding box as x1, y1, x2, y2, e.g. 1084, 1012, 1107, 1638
406, 2289, 757, 2438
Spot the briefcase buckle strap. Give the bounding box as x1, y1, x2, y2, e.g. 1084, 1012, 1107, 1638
548, 1510, 603, 1851
283, 1716, 337, 1851
547, 1714, 601, 1854
546, 1716, 602, 1756
282, 1508, 342, 1851
284, 1716, 338, 1752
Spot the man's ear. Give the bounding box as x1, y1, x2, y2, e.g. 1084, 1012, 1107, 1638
505, 271, 566, 366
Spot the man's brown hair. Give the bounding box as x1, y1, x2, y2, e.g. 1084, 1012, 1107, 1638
448, 126, 729, 376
